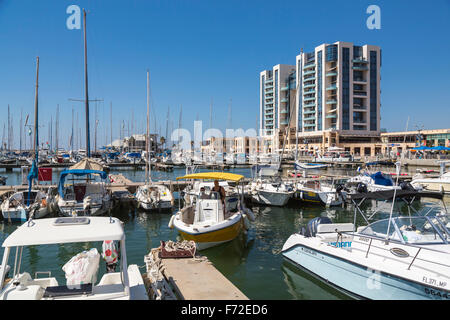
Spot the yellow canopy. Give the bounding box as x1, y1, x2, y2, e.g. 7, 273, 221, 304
176, 172, 244, 182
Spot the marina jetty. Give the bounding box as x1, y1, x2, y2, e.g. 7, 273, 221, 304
144, 241, 248, 300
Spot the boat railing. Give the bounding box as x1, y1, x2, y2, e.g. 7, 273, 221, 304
341, 231, 450, 271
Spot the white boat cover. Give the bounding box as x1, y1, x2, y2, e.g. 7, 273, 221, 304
62, 248, 100, 288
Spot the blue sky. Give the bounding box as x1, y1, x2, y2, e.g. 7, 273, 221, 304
0, 0, 449, 149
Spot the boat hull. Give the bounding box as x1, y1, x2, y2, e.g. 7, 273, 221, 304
282, 243, 450, 300
174, 216, 243, 250
251, 190, 293, 206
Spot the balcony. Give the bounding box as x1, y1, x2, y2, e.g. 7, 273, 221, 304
265, 85, 274, 89
265, 78, 273, 84
265, 89, 274, 94
281, 86, 289, 91
303, 70, 316, 76
280, 120, 289, 125
304, 109, 316, 115
304, 89, 316, 95
326, 114, 337, 119
326, 85, 337, 91
353, 91, 367, 96
326, 99, 337, 104
303, 102, 316, 107
304, 97, 315, 102
353, 105, 367, 110
280, 109, 289, 114
326, 72, 337, 77
303, 63, 316, 70
303, 83, 315, 89
281, 98, 289, 103
353, 58, 369, 64
303, 116, 316, 121
265, 101, 274, 106
304, 123, 316, 128
353, 78, 366, 83
352, 66, 368, 71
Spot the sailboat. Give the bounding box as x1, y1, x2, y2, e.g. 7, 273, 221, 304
1, 57, 52, 222
135, 70, 174, 212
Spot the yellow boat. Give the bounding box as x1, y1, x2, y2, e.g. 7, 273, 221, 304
169, 172, 254, 250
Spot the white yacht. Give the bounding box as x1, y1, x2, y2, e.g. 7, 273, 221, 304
0, 216, 148, 300
282, 190, 450, 300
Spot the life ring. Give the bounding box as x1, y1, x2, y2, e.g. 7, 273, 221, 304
168, 215, 175, 229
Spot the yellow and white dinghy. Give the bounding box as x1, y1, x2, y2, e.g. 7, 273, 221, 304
169, 172, 255, 250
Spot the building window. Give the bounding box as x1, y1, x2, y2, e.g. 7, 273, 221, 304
326, 45, 337, 62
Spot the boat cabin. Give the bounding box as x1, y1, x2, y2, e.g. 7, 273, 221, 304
0, 217, 146, 300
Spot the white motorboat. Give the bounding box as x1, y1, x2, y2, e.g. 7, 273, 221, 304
293, 179, 344, 207
315, 147, 353, 162
246, 165, 294, 206
0, 216, 148, 300
55, 159, 112, 217
170, 172, 255, 250
1, 190, 52, 222
136, 184, 174, 212
282, 190, 450, 300
411, 162, 450, 193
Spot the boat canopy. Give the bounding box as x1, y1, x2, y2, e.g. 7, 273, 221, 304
58, 169, 108, 197
2, 217, 125, 247
365, 161, 396, 167
370, 171, 393, 186
176, 172, 244, 182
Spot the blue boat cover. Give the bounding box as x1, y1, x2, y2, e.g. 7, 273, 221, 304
370, 171, 393, 186
27, 160, 39, 205
58, 169, 107, 197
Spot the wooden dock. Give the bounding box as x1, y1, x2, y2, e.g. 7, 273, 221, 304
144, 246, 248, 300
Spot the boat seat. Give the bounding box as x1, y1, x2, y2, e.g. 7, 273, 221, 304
43, 283, 93, 298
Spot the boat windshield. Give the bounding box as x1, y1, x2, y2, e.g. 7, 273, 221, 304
359, 216, 448, 245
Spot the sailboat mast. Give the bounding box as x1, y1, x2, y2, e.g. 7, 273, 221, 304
33, 56, 39, 162
146, 70, 151, 183
83, 8, 91, 158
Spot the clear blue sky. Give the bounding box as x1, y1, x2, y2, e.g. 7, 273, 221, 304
0, 0, 449, 149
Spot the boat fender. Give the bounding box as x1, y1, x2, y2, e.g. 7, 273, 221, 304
242, 214, 251, 231
168, 215, 175, 229
244, 207, 256, 221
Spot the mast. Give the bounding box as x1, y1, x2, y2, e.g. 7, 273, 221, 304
146, 70, 151, 183
55, 104, 59, 152
83, 8, 91, 158
33, 57, 39, 162
7, 105, 10, 151
110, 102, 113, 147
20, 109, 23, 152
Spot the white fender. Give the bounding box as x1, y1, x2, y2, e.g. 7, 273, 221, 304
242, 214, 251, 231
168, 215, 175, 229
244, 207, 256, 221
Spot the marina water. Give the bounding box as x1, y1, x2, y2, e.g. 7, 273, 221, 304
1, 166, 448, 299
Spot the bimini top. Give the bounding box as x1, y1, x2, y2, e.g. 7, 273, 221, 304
58, 169, 108, 197
176, 172, 244, 182
2, 217, 125, 247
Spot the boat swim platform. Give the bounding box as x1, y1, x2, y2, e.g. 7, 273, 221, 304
144, 248, 248, 300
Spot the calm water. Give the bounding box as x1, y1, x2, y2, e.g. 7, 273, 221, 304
1, 165, 448, 300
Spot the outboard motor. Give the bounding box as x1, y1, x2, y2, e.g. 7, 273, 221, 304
356, 183, 368, 194
400, 181, 415, 191
303, 217, 332, 238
